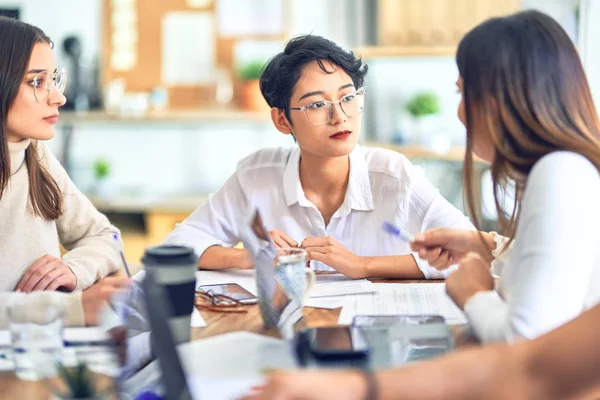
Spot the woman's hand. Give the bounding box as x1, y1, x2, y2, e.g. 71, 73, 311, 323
301, 237, 366, 279
269, 229, 298, 248
240, 370, 366, 400
16, 254, 78, 292
445, 252, 495, 309
410, 229, 496, 270
81, 277, 130, 326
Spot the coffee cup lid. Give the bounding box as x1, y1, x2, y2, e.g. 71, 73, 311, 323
142, 245, 197, 265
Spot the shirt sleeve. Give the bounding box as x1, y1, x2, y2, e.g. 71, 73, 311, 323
464, 152, 600, 343
43, 145, 122, 290
163, 171, 248, 260
404, 166, 476, 279
490, 232, 512, 277
0, 291, 84, 329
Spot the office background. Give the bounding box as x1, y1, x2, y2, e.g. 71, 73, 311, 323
1, 0, 593, 263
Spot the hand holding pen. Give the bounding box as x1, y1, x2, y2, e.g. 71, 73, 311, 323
383, 223, 463, 271
385, 224, 497, 274
113, 233, 131, 277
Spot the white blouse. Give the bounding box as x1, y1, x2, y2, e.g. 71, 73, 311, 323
464, 151, 600, 343
164, 145, 473, 278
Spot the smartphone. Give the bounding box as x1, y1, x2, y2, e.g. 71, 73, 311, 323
307, 326, 370, 360
197, 283, 258, 304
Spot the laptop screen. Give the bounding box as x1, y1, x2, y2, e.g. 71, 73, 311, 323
238, 209, 305, 338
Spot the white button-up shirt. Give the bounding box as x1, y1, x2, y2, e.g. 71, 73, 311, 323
164, 145, 474, 278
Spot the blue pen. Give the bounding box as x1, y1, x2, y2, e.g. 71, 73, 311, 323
113, 233, 131, 277
382, 221, 415, 242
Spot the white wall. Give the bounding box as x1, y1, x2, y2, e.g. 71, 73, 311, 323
55, 122, 293, 196
6, 0, 593, 201
522, 0, 580, 41
0, 0, 101, 67
579, 0, 600, 110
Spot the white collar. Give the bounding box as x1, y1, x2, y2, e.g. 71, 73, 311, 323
282, 145, 374, 212
8, 139, 32, 175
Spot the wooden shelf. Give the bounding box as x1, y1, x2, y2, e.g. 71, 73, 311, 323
89, 194, 207, 213
354, 45, 457, 59
365, 142, 479, 163
58, 109, 272, 124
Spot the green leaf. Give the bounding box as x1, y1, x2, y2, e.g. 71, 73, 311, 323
405, 92, 440, 117
93, 158, 110, 179
56, 362, 98, 398
236, 61, 267, 81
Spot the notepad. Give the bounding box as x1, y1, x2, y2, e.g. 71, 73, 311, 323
338, 283, 467, 325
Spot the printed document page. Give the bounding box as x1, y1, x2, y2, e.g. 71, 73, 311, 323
338, 283, 467, 325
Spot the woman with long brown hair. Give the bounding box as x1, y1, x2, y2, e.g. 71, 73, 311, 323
240, 10, 600, 400
410, 9, 600, 344
0, 16, 125, 326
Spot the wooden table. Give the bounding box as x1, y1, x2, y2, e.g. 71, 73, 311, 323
194, 279, 476, 347
0, 280, 474, 399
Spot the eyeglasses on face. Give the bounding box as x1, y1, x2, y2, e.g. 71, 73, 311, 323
195, 290, 248, 313
24, 68, 68, 102
287, 88, 366, 126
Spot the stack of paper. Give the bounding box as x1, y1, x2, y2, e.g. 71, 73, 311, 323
338, 283, 467, 325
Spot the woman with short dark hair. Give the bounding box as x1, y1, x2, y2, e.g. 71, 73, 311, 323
242, 10, 600, 400
165, 35, 473, 280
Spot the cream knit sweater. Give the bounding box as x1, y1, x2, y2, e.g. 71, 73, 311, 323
0, 139, 122, 327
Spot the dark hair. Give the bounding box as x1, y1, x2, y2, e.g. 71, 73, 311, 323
0, 16, 63, 220
457, 10, 600, 240
259, 34, 368, 123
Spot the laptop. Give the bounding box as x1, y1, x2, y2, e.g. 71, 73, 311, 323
238, 209, 306, 338
139, 252, 294, 400
131, 210, 308, 399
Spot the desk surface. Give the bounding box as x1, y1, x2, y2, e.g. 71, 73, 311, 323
0, 279, 473, 399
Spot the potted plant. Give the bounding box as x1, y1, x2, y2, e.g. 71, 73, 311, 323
405, 92, 441, 146
92, 158, 112, 198
52, 362, 106, 399
236, 60, 270, 112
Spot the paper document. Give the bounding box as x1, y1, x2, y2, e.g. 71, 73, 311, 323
188, 377, 263, 400
64, 327, 112, 343
338, 283, 467, 325
0, 328, 114, 346
196, 270, 375, 298
162, 12, 214, 84
0, 330, 9, 347
191, 307, 207, 328
311, 276, 375, 298
304, 297, 347, 309
196, 270, 256, 292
